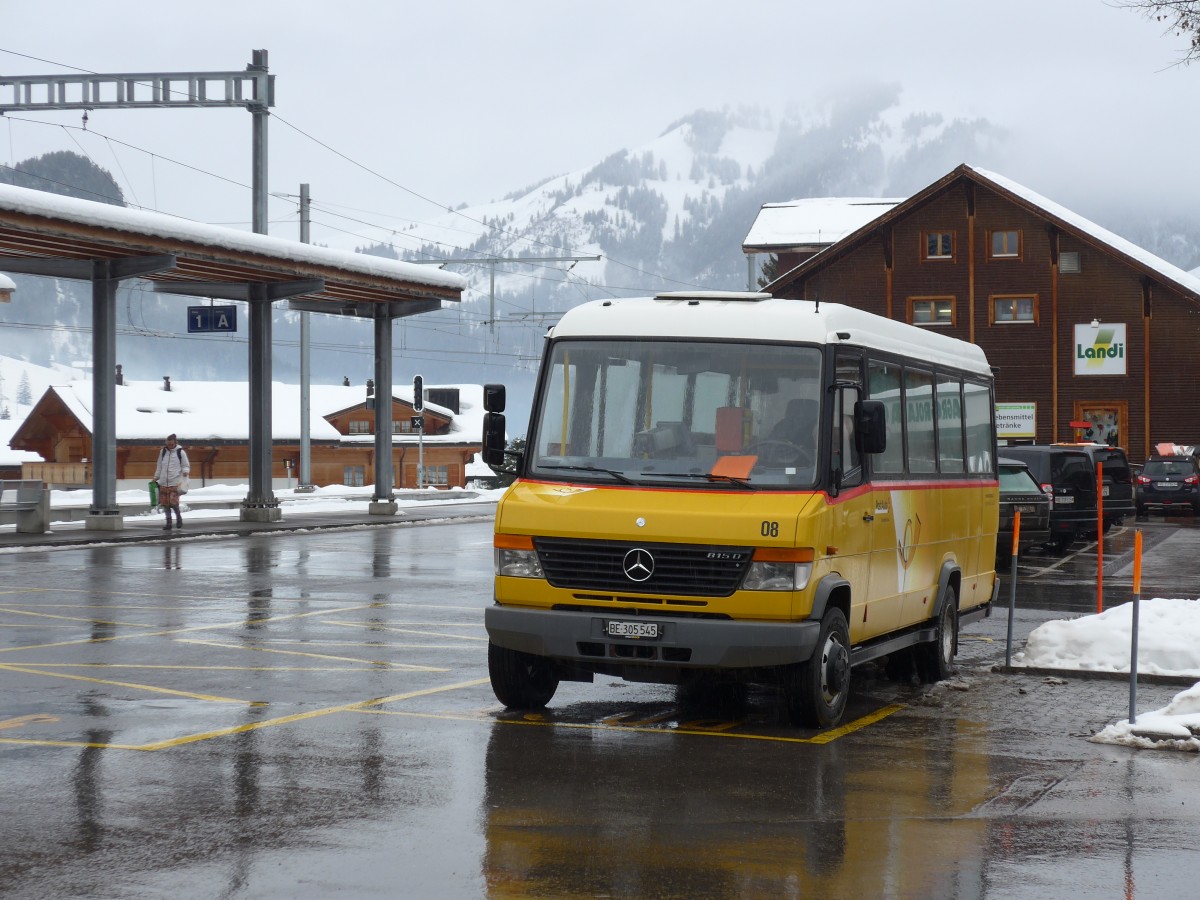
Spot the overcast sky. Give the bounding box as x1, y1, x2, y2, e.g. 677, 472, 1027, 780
2, 0, 1196, 252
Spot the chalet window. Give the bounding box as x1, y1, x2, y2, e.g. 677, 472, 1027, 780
348, 419, 372, 434
991, 294, 1038, 324
923, 231, 955, 260
394, 419, 411, 433
909, 296, 955, 326
343, 465, 365, 487
1060, 251, 1081, 274
989, 229, 1021, 259
423, 465, 449, 486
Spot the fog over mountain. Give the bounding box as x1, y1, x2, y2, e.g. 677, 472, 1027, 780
4, 89, 1200, 433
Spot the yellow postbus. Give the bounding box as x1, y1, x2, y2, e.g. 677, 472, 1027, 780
482, 292, 998, 727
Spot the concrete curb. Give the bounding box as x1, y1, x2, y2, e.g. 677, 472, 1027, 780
994, 664, 1198, 687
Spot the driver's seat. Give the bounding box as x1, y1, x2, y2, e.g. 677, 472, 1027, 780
768, 398, 819, 445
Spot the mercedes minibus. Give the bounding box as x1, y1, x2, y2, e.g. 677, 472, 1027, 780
481, 292, 998, 727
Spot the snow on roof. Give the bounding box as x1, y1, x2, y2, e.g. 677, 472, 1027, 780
742, 197, 903, 251
0, 271, 16, 292
38, 380, 485, 444
0, 183, 465, 293
968, 166, 1200, 299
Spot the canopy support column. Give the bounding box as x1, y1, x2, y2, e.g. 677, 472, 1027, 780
370, 309, 397, 514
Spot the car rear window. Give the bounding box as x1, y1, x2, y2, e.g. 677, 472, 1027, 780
1051, 454, 1091, 483
1092, 450, 1131, 482
1144, 459, 1195, 477
999, 466, 1040, 492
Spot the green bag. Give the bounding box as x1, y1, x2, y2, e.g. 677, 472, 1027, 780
148, 480, 159, 508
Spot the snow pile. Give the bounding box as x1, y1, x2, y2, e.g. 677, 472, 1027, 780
1014, 597, 1200, 752
1015, 597, 1200, 678
1092, 682, 1200, 753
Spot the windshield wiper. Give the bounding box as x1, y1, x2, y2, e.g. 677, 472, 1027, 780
651, 471, 757, 490
538, 464, 637, 485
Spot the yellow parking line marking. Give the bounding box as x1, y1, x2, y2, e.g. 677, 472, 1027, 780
0, 738, 145, 750
0, 714, 59, 730
173, 638, 447, 671
12, 663, 372, 672
803, 703, 905, 743
137, 677, 491, 751
0, 663, 252, 704
364, 703, 906, 743
255, 641, 472, 649
0, 604, 372, 654
0, 607, 157, 628
322, 620, 489, 642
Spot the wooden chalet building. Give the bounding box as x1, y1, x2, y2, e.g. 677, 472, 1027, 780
757, 164, 1200, 462
10, 378, 485, 490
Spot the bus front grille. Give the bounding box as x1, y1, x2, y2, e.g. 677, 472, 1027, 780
534, 537, 751, 597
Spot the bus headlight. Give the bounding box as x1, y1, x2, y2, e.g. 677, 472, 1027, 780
742, 548, 814, 591
494, 534, 544, 579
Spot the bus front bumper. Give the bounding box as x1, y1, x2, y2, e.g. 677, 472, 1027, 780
485, 604, 822, 670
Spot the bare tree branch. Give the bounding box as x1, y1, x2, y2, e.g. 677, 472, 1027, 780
1119, 0, 1200, 64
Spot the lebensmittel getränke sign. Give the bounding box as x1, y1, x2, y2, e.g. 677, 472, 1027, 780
1074, 322, 1126, 376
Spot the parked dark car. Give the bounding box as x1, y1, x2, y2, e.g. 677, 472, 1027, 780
1137, 454, 1200, 515
997, 457, 1051, 563
1059, 443, 1136, 531
1000, 444, 1097, 554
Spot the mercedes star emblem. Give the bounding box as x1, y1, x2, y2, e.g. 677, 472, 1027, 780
622, 548, 655, 582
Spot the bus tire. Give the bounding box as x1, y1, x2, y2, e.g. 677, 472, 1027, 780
916, 585, 957, 684
786, 607, 851, 728
488, 641, 559, 709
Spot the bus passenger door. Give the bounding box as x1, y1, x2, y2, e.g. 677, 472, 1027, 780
864, 360, 907, 637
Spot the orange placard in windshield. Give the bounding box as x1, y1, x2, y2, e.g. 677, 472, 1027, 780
710, 455, 757, 480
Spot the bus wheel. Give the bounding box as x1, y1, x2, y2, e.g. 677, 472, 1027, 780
786, 608, 851, 728
916, 586, 957, 684
488, 642, 559, 709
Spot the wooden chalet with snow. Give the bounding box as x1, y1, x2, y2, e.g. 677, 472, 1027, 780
756, 164, 1200, 462
10, 378, 486, 490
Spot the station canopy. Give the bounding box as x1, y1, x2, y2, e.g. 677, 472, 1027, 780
0, 182, 464, 313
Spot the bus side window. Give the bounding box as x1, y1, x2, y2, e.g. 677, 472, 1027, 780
834, 350, 865, 488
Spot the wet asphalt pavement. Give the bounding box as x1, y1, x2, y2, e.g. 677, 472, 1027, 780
2, 510, 1199, 898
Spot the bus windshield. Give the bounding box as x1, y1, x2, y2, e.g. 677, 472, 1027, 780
528, 339, 825, 489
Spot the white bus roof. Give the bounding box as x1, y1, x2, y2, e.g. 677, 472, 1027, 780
548, 294, 992, 376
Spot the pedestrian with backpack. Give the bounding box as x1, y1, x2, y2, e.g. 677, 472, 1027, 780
153, 433, 190, 530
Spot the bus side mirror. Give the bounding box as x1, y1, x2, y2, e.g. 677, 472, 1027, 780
484, 383, 506, 413
482, 412, 507, 466
854, 400, 887, 455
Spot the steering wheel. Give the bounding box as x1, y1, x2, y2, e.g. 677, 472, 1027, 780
750, 440, 814, 468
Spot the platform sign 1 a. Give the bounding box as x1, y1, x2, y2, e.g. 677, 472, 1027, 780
187, 305, 238, 333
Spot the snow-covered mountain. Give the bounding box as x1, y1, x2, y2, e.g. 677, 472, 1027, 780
393, 97, 1011, 306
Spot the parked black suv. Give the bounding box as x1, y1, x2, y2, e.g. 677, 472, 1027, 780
997, 457, 1051, 562
999, 444, 1098, 554
1061, 443, 1136, 531
1137, 453, 1200, 515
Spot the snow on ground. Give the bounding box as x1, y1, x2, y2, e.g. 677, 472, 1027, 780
43, 482, 506, 524
1014, 597, 1200, 752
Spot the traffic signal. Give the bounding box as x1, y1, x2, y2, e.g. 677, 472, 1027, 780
413, 374, 424, 411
